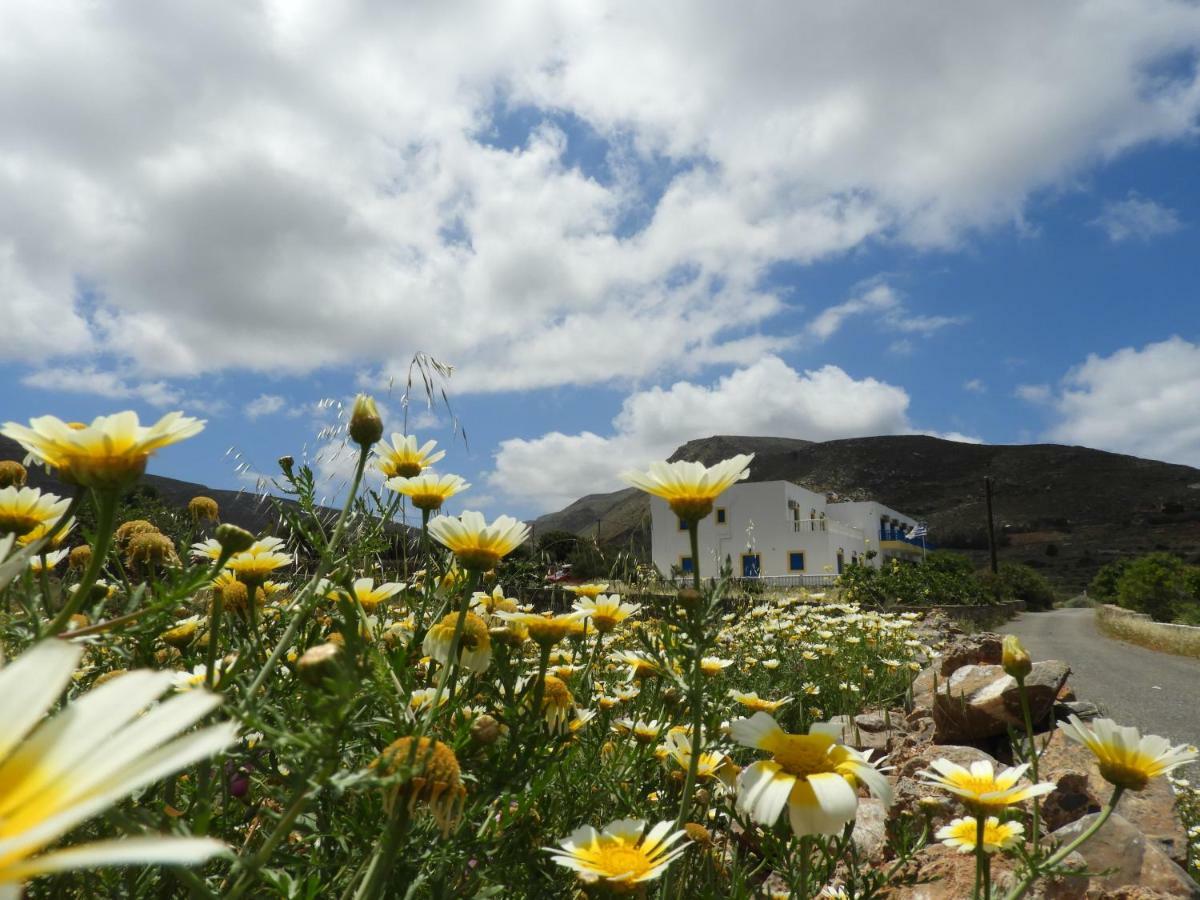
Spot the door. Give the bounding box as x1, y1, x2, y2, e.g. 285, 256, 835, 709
741, 553, 761, 577
836, 550, 844, 574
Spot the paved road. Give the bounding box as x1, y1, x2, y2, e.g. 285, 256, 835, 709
1005, 607, 1200, 750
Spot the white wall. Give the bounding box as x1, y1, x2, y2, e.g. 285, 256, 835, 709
650, 480, 871, 579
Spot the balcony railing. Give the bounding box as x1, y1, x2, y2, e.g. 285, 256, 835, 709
792, 519, 826, 532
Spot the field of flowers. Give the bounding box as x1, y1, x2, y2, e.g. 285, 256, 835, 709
0, 399, 1195, 899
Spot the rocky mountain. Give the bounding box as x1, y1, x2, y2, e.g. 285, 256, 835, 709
533, 434, 1200, 592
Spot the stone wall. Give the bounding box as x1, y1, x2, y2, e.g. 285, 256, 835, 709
1098, 603, 1200, 659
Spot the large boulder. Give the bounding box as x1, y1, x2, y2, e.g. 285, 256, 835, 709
911, 632, 1004, 697
827, 709, 909, 754
1038, 729, 1189, 863
930, 661, 1070, 743
1049, 813, 1199, 898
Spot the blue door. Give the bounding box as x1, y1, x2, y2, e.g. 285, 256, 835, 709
836, 551, 844, 574
741, 554, 761, 577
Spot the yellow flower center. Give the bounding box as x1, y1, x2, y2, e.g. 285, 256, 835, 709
527, 618, 575, 646
542, 675, 573, 708
588, 844, 652, 881
0, 512, 41, 536
668, 497, 714, 523
409, 491, 447, 511
770, 734, 837, 777
384, 460, 423, 479
1098, 757, 1154, 791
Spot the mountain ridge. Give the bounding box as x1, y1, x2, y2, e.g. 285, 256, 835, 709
533, 434, 1200, 592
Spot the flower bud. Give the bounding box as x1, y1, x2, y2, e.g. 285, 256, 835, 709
188, 495, 220, 523
278, 455, 295, 478
0, 460, 27, 488
470, 714, 501, 746
297, 642, 342, 685
68, 544, 92, 571
1002, 634, 1032, 680
348, 394, 383, 447
216, 523, 256, 556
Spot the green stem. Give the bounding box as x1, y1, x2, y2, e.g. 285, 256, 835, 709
239, 447, 370, 711
416, 570, 480, 736
977, 813, 991, 900
1016, 675, 1041, 846
1001, 786, 1125, 900
46, 489, 118, 636
688, 521, 701, 591
528, 643, 553, 732
353, 803, 411, 900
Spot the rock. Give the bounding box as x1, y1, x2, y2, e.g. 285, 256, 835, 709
827, 709, 907, 753
939, 633, 1004, 676
931, 660, 1070, 743
894, 844, 1089, 899
1039, 730, 1189, 863
1054, 700, 1102, 721
1050, 814, 1199, 898
850, 797, 887, 862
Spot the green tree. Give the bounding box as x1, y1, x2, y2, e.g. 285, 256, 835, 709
978, 562, 1057, 611
1088, 558, 1129, 602
1115, 553, 1191, 622
536, 529, 582, 563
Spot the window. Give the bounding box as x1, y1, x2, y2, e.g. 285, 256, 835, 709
679, 556, 694, 574
788, 551, 806, 572
678, 517, 688, 531
715, 507, 727, 525
741, 553, 761, 578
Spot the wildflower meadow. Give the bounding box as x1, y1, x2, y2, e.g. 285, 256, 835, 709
0, 399, 1195, 899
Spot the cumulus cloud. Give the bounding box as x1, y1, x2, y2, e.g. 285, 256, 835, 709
244, 393, 286, 420
490, 355, 924, 512
1041, 336, 1200, 467
1, 1, 1198, 394
21, 366, 182, 406
1015, 384, 1052, 404
1091, 193, 1183, 242
963, 378, 986, 393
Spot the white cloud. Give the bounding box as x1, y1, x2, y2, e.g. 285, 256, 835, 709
21, 366, 182, 406
1091, 193, 1183, 242
0, 2, 1197, 393
1015, 383, 1052, 403
490, 355, 926, 513
244, 393, 286, 420
807, 280, 964, 345
963, 378, 986, 393
1041, 336, 1200, 466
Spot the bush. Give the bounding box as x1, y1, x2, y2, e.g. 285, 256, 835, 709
978, 562, 1057, 611
838, 552, 989, 607
1115, 553, 1193, 622
1088, 558, 1129, 602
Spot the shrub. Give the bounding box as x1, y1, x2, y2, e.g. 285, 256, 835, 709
838, 552, 989, 607
1115, 552, 1193, 622
977, 562, 1057, 611
1088, 558, 1129, 602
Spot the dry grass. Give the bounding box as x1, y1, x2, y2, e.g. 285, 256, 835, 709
1096, 604, 1200, 660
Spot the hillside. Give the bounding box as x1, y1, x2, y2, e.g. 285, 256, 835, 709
1, 435, 308, 535
533, 434, 1200, 593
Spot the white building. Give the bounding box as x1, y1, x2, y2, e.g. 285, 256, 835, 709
649, 480, 924, 584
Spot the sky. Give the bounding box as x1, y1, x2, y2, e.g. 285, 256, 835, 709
1, 1, 1199, 520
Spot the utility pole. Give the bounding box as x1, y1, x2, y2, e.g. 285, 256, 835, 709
984, 476, 999, 575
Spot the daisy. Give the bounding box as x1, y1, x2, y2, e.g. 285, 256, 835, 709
2, 411, 204, 489
729, 690, 793, 714
937, 816, 1025, 854
621, 454, 753, 523
326, 577, 404, 612
375, 434, 446, 479
426, 511, 529, 571
384, 472, 470, 512
0, 487, 71, 539
0, 641, 234, 891
563, 582, 609, 599
546, 819, 690, 890
1059, 715, 1199, 791
919, 759, 1055, 811
224, 537, 293, 582
731, 712, 892, 836
573, 594, 642, 634
422, 611, 492, 674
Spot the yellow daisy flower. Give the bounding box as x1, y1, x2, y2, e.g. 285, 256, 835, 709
384, 472, 470, 512
563, 582, 609, 599
325, 577, 404, 612
0, 487, 71, 539
422, 611, 492, 674
729, 690, 793, 714
0, 641, 234, 891
426, 510, 529, 571
1059, 715, 1199, 791
919, 759, 1054, 811
731, 712, 892, 836
375, 434, 445, 479
1, 411, 204, 489
621, 454, 753, 522
546, 819, 690, 891
937, 816, 1025, 854
573, 594, 642, 634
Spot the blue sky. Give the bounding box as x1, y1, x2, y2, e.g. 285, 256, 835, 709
2, 2, 1199, 519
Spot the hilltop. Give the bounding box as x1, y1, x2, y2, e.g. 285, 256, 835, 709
533, 434, 1200, 593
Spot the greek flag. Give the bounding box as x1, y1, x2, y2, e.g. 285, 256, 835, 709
906, 523, 928, 539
